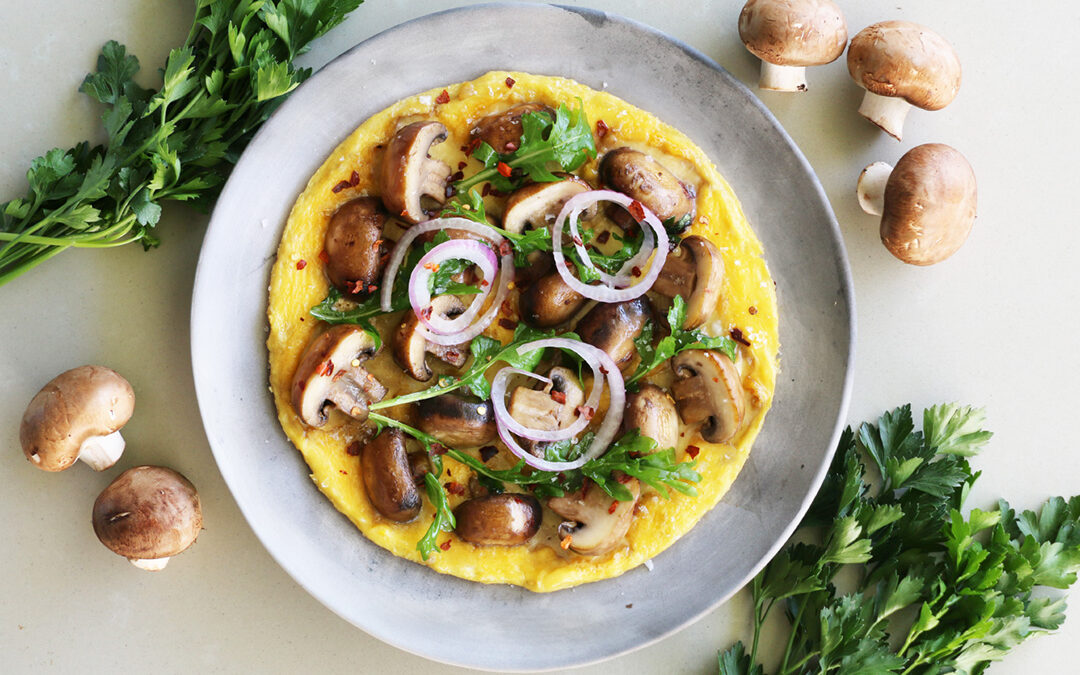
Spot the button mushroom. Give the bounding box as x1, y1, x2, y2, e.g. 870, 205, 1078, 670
548, 478, 640, 556
600, 148, 695, 231
856, 143, 977, 266
415, 394, 497, 448
738, 0, 848, 92
323, 197, 388, 295
518, 271, 587, 328
392, 296, 469, 382
650, 235, 724, 329
507, 367, 585, 457
454, 493, 542, 546
361, 429, 421, 522
92, 465, 202, 571
291, 325, 387, 427
20, 365, 134, 472
847, 21, 962, 141
502, 174, 593, 235
670, 350, 745, 444
470, 103, 553, 154
574, 297, 652, 371
623, 384, 680, 451
380, 121, 452, 224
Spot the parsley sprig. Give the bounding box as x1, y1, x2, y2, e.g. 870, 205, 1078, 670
719, 404, 1080, 675
627, 296, 738, 387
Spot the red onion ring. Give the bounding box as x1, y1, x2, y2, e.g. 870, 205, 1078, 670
552, 190, 669, 303
408, 240, 496, 335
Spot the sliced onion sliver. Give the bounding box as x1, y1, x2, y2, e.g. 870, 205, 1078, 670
552, 189, 670, 303
408, 240, 496, 335
493, 339, 625, 472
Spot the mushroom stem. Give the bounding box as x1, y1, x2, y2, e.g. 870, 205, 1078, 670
857, 91, 911, 141
856, 161, 894, 216
78, 430, 126, 471
325, 370, 379, 420
420, 159, 452, 206
759, 61, 808, 92
129, 557, 170, 571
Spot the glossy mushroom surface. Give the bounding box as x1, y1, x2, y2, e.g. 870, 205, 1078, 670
415, 395, 497, 448
651, 235, 724, 329
518, 272, 587, 328
623, 384, 680, 451
670, 350, 745, 444
361, 429, 422, 522
380, 121, 452, 223
454, 493, 542, 546
392, 296, 469, 382
575, 297, 652, 371
600, 147, 695, 228
470, 103, 552, 153
507, 367, 585, 457
548, 478, 640, 556
323, 197, 388, 295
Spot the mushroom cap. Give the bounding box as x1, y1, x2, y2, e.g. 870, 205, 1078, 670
574, 297, 652, 371
324, 197, 388, 295
454, 493, 542, 546
652, 235, 724, 329
847, 21, 961, 111
502, 175, 592, 235
670, 350, 745, 444
470, 103, 553, 154
548, 478, 640, 556
518, 271, 586, 328
880, 143, 977, 266
415, 395, 497, 448
392, 295, 468, 382
600, 148, 696, 225
380, 121, 451, 224
20, 365, 134, 472
92, 465, 202, 561
361, 429, 422, 522
738, 0, 848, 67
623, 384, 680, 451
291, 325, 382, 426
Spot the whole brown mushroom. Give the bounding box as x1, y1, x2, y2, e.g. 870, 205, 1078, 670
415, 395, 497, 448
361, 429, 421, 522
574, 297, 652, 371
738, 0, 848, 92
856, 143, 977, 266
323, 197, 388, 295
600, 148, 695, 229
518, 272, 587, 328
470, 103, 552, 154
454, 493, 542, 546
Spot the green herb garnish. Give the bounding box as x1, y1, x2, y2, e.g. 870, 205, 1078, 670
627, 295, 738, 387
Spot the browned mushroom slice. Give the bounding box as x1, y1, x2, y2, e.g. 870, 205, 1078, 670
574, 297, 652, 371
670, 350, 745, 444
381, 121, 452, 224
471, 103, 553, 154
548, 478, 641, 556
600, 147, 696, 230
291, 325, 387, 427
650, 235, 724, 329
506, 367, 585, 457
415, 395, 497, 448
454, 493, 542, 546
502, 174, 592, 235
361, 429, 421, 522
518, 272, 586, 328
324, 197, 388, 295
623, 384, 680, 451
392, 296, 469, 382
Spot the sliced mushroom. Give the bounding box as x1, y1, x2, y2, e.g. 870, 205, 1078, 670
600, 147, 696, 231
324, 197, 388, 296
471, 103, 553, 154
518, 271, 587, 328
291, 325, 387, 427
381, 121, 452, 224
670, 350, 745, 444
623, 384, 680, 451
20, 365, 135, 472
548, 478, 641, 556
361, 429, 421, 522
392, 296, 469, 382
502, 174, 593, 235
454, 493, 542, 546
507, 367, 585, 457
415, 395, 497, 448
574, 297, 652, 371
651, 235, 724, 329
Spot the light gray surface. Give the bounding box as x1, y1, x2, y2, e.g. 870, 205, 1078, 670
2, 1, 1079, 674
191, 3, 850, 671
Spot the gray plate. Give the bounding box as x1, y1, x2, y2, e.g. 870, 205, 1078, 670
190, 3, 854, 671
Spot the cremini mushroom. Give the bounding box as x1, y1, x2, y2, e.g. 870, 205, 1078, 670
361, 429, 421, 522
291, 325, 386, 427
857, 143, 977, 266
847, 21, 962, 141
92, 465, 202, 571
575, 297, 652, 371
20, 365, 134, 472
470, 103, 552, 154
502, 174, 592, 235
507, 367, 585, 457
392, 296, 469, 382
323, 197, 388, 296
518, 271, 587, 328
738, 0, 847, 92
381, 121, 452, 223
651, 235, 724, 329
454, 493, 542, 546
670, 350, 745, 444
415, 395, 497, 448
600, 147, 695, 231
548, 478, 641, 556
623, 384, 680, 451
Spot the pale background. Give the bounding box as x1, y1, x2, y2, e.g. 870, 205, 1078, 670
1, 1, 1077, 673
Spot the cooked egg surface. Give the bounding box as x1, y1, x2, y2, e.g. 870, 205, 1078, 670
267, 72, 778, 592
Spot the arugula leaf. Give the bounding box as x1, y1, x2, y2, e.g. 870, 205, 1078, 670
626, 295, 738, 386
417, 472, 455, 560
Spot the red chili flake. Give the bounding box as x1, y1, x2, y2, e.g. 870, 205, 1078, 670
631, 266, 642, 277
432, 443, 448, 456
435, 89, 450, 104
466, 137, 482, 156
749, 306, 758, 315
318, 250, 330, 264
712, 377, 720, 383
498, 318, 516, 330
686, 445, 701, 459
339, 469, 348, 475
505, 76, 516, 88
349, 170, 360, 187
295, 259, 307, 270
498, 240, 513, 256
444, 349, 461, 361
332, 369, 346, 382
503, 141, 518, 152
445, 481, 465, 495
496, 162, 512, 178
479, 279, 489, 287
608, 501, 619, 514
481, 183, 492, 197
596, 230, 611, 244
626, 603, 633, 609
480, 446, 499, 462
730, 327, 751, 346
572, 234, 583, 247
616, 472, 632, 484
423, 261, 440, 272
367, 284, 378, 293
420, 307, 434, 320
551, 390, 567, 405
596, 119, 609, 138
451, 171, 464, 182
627, 200, 645, 222
576, 405, 595, 421
319, 360, 334, 377
598, 365, 608, 375
331, 179, 351, 193
439, 541, 452, 551
299, 317, 305, 322
371, 239, 384, 251
560, 535, 573, 550
346, 441, 362, 456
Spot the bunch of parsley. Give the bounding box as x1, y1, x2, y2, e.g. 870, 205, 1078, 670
0, 0, 363, 286
719, 404, 1080, 675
